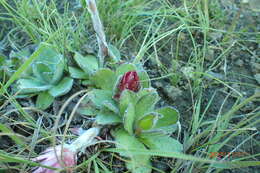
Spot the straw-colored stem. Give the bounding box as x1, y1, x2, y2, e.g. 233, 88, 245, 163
86, 0, 108, 67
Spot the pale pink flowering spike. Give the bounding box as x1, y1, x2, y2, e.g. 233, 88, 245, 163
32, 127, 100, 173
32, 144, 76, 173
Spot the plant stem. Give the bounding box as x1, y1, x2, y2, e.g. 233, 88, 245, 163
86, 0, 108, 67
69, 127, 100, 153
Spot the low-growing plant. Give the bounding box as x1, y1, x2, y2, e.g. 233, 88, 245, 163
76, 62, 182, 173
0, 47, 31, 82
68, 44, 121, 86
16, 43, 74, 110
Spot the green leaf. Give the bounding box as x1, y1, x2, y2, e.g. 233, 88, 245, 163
49, 77, 73, 97
112, 75, 122, 97
36, 92, 54, 110
119, 90, 137, 116
77, 107, 97, 116
138, 70, 150, 88
74, 53, 98, 74
68, 66, 88, 79
108, 44, 121, 62
112, 128, 152, 173
51, 56, 64, 84
135, 91, 159, 120
137, 88, 157, 98
139, 134, 183, 152
90, 68, 116, 90
81, 80, 93, 86
0, 42, 52, 95
123, 103, 135, 135
89, 89, 113, 109
102, 100, 119, 114
115, 63, 137, 77
96, 110, 122, 125
33, 62, 53, 82
17, 78, 52, 93
136, 112, 160, 132
32, 43, 64, 84
154, 106, 179, 129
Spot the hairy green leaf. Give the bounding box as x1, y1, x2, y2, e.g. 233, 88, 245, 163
90, 68, 116, 90
123, 103, 135, 135
74, 53, 98, 74
119, 90, 137, 116
17, 78, 52, 93
112, 128, 152, 173
102, 101, 119, 114
139, 134, 183, 152
96, 110, 121, 125
89, 89, 113, 109
49, 77, 73, 97
155, 106, 179, 128
116, 63, 137, 77
32, 43, 64, 84
136, 112, 160, 132
36, 92, 54, 110
77, 107, 97, 116
69, 66, 88, 79
135, 91, 159, 120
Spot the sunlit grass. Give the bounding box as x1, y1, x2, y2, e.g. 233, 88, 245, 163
0, 0, 259, 172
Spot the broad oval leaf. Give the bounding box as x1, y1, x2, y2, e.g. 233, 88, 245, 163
49, 77, 73, 97
96, 110, 121, 125
68, 66, 88, 79
88, 89, 113, 109
77, 107, 97, 116
137, 88, 157, 98
81, 80, 93, 86
36, 91, 54, 110
74, 53, 98, 75
50, 55, 64, 84
17, 78, 52, 93
32, 62, 53, 82
135, 91, 159, 120
115, 63, 137, 77
154, 106, 179, 128
90, 68, 116, 90
112, 128, 152, 173
135, 112, 161, 132
102, 100, 119, 114
139, 134, 183, 152
32, 43, 64, 84
119, 90, 137, 116
123, 103, 135, 135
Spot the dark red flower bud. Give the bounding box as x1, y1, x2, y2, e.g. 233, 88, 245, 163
114, 71, 140, 98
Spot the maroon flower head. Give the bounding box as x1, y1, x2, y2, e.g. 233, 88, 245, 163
115, 71, 140, 98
